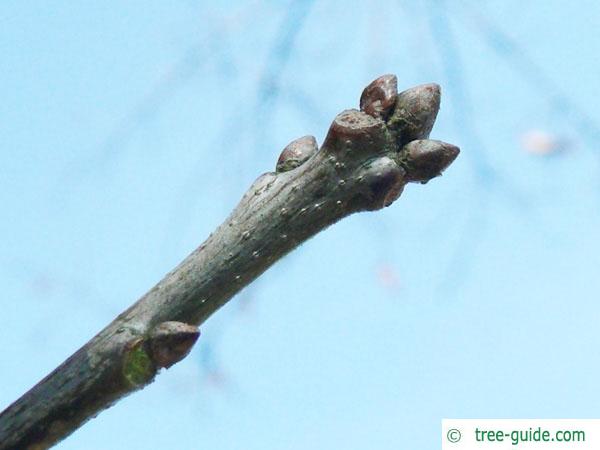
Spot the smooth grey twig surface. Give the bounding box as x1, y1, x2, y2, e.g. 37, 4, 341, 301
0, 74, 459, 450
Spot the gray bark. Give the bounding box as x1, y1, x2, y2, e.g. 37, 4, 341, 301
0, 75, 459, 450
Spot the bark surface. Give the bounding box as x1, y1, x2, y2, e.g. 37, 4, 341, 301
0, 74, 459, 450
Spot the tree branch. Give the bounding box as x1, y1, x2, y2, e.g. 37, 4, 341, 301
0, 75, 459, 450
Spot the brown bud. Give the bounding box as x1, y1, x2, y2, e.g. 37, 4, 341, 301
360, 156, 406, 210
147, 321, 200, 369
359, 74, 398, 119
276, 135, 318, 172
401, 139, 460, 183
388, 83, 441, 145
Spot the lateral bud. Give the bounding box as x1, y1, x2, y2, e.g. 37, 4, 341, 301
387, 83, 441, 145
400, 139, 460, 183
359, 74, 398, 119
147, 321, 200, 369
360, 156, 406, 210
276, 135, 318, 172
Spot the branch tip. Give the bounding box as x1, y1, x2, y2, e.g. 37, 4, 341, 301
0, 74, 459, 450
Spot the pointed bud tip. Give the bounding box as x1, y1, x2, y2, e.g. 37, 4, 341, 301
402, 139, 459, 183
389, 83, 442, 144
442, 142, 460, 162
419, 82, 441, 95
148, 321, 200, 369
398, 83, 440, 104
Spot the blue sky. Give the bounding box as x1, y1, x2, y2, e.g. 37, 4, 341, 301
2, 1, 600, 449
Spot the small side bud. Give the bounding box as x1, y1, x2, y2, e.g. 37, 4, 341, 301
276, 135, 318, 172
147, 321, 200, 369
360, 156, 406, 210
359, 74, 398, 119
401, 139, 460, 183
388, 83, 441, 145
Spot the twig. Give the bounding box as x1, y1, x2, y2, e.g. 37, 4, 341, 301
0, 75, 458, 450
